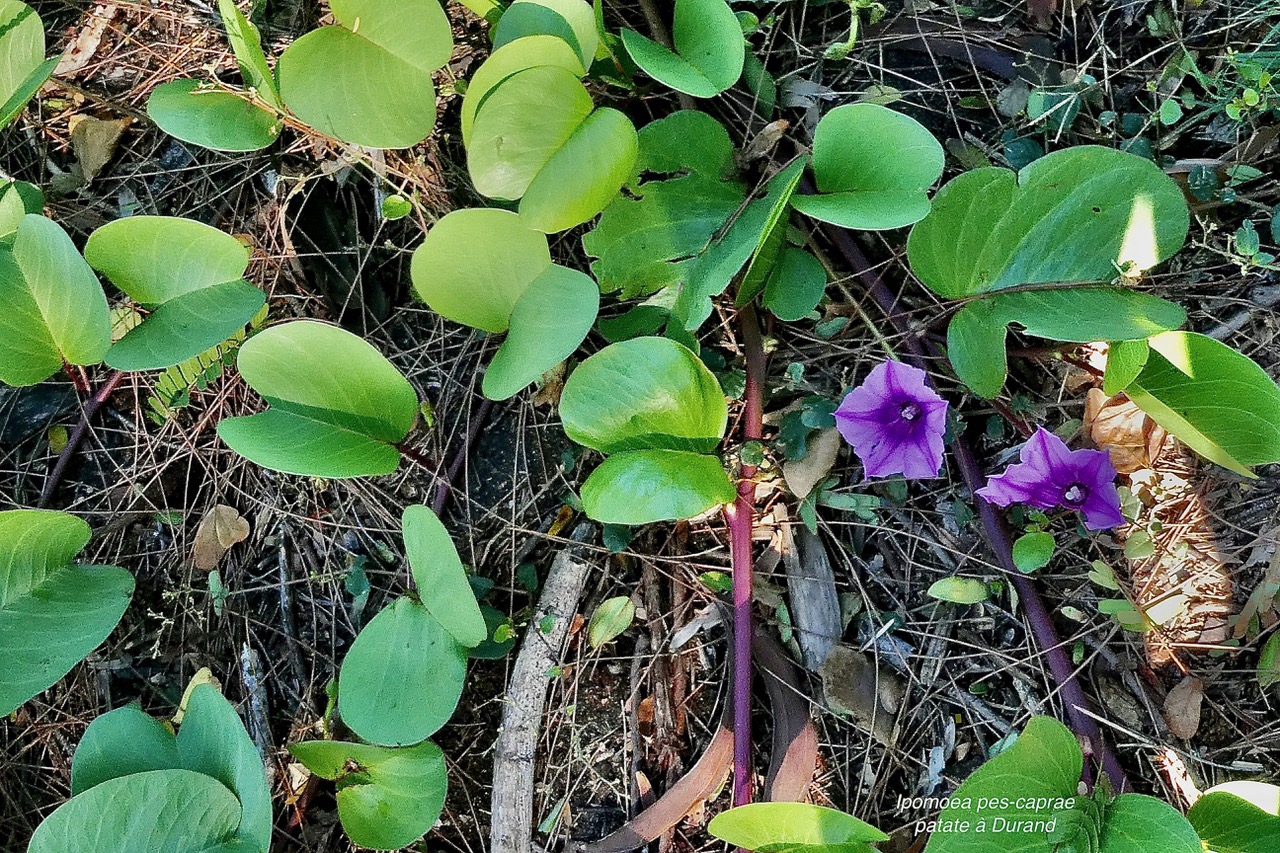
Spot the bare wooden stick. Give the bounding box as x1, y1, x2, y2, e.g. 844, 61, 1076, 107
491, 525, 594, 853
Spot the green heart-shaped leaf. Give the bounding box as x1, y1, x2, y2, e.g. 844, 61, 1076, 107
402, 505, 486, 648
1188, 782, 1280, 853
483, 264, 599, 400
1126, 331, 1280, 477
709, 803, 889, 852
619, 0, 744, 98
338, 597, 467, 746
289, 739, 447, 851
492, 0, 597, 70
908, 146, 1189, 300
28, 769, 245, 853
460, 35, 585, 146
278, 0, 451, 148
580, 449, 735, 524
560, 336, 727, 454
217, 320, 418, 478
946, 287, 1187, 398
146, 80, 281, 152
792, 104, 944, 230
0, 215, 111, 386
0, 510, 133, 716
85, 216, 265, 371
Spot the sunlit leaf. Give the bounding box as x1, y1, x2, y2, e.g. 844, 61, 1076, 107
580, 450, 735, 524
710, 802, 888, 851
146, 80, 280, 152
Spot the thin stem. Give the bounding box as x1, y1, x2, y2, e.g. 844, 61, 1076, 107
397, 398, 494, 516
818, 218, 1129, 792
728, 303, 766, 807
39, 370, 126, 509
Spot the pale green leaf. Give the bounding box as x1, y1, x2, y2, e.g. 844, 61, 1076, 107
0, 0, 46, 127
581, 449, 735, 524
1104, 339, 1150, 396
460, 35, 585, 146
402, 505, 486, 648
1012, 531, 1054, 573
217, 0, 279, 105
1100, 794, 1201, 853
493, 0, 597, 69
1189, 782, 1280, 853
146, 80, 280, 152
709, 803, 888, 851
926, 577, 991, 605
71, 705, 182, 795
587, 596, 636, 648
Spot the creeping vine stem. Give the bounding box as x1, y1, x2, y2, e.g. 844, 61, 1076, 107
38, 369, 127, 509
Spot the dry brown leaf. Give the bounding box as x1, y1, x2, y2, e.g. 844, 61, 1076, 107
820, 645, 902, 746
193, 504, 251, 570
54, 3, 120, 78
782, 427, 841, 499
1084, 389, 1167, 474
1163, 676, 1204, 740
70, 116, 131, 183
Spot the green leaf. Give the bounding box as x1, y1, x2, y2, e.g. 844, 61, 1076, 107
738, 158, 806, 307
338, 597, 467, 746
483, 264, 599, 400
559, 336, 728, 453
709, 803, 889, 851
583, 111, 744, 298
277, 0, 451, 148
619, 0, 744, 98
587, 596, 636, 648
1100, 794, 1201, 853
217, 0, 279, 106
0, 178, 41, 238
792, 104, 944, 230
217, 321, 418, 478
0, 215, 112, 386
923, 716, 1081, 853
402, 505, 486, 648
468, 66, 637, 231
762, 247, 827, 321
1104, 339, 1150, 396
1261, 633, 1280, 690
146, 80, 280, 152
86, 216, 263, 371
580, 449, 735, 524
289, 739, 447, 851
493, 0, 597, 70
0, 510, 133, 716
177, 684, 273, 852
926, 577, 991, 605
946, 287, 1186, 398
907, 146, 1189, 300
1012, 531, 1055, 573
71, 705, 182, 795
1189, 782, 1280, 853
1126, 331, 1280, 476
460, 35, 585, 146
0, 0, 46, 129
28, 769, 245, 853
410, 208, 551, 333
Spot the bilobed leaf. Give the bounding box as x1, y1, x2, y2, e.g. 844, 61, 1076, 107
86, 216, 264, 371
460, 35, 585, 145
619, 0, 744, 98
338, 597, 467, 746
1126, 331, 1280, 476
559, 336, 728, 454
493, 0, 597, 69
146, 80, 280, 152
0, 0, 47, 129
0, 510, 133, 716
907, 146, 1189, 300
402, 505, 486, 648
709, 803, 888, 851
277, 0, 451, 148
1188, 782, 1280, 853
289, 739, 447, 851
581, 450, 735, 524
217, 320, 418, 478
792, 104, 944, 230
483, 264, 599, 400
0, 215, 112, 386
410, 208, 552, 333
27, 769, 244, 853
587, 596, 636, 648
945, 287, 1186, 398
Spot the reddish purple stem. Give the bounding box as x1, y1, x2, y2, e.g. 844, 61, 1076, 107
38, 370, 126, 509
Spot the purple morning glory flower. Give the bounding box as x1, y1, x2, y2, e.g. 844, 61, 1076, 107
834, 360, 949, 480
976, 427, 1124, 531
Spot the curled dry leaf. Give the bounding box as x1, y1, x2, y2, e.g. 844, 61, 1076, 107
1163, 675, 1205, 740
1084, 388, 1167, 474
193, 504, 251, 570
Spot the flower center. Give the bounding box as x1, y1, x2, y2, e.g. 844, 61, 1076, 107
1062, 483, 1089, 507
898, 402, 921, 422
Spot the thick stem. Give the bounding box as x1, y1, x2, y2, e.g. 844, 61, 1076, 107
38, 370, 126, 509
728, 303, 767, 807
818, 220, 1129, 791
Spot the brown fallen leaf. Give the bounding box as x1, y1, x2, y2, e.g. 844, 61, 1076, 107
1163, 676, 1205, 740
193, 504, 251, 570
782, 427, 841, 499
820, 644, 902, 746
1084, 388, 1167, 474
70, 115, 131, 183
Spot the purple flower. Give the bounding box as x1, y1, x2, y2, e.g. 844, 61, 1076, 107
834, 360, 949, 480
977, 427, 1124, 530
